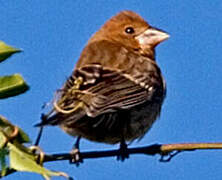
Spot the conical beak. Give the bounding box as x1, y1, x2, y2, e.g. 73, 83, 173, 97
135, 27, 170, 48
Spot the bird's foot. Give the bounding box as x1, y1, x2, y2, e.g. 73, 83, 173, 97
117, 141, 129, 161
70, 148, 83, 166
70, 136, 83, 166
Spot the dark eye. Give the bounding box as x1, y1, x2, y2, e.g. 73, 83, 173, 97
125, 27, 135, 34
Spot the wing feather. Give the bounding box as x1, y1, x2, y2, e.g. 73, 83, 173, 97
71, 64, 155, 117
43, 63, 162, 126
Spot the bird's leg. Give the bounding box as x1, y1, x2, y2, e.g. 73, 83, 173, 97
70, 136, 83, 166
117, 138, 129, 161
34, 125, 44, 146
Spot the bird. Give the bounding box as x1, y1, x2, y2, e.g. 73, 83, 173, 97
36, 10, 169, 161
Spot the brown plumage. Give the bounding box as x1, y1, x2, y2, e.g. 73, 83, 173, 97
38, 10, 169, 145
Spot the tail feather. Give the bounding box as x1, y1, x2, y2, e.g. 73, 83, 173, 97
34, 113, 60, 127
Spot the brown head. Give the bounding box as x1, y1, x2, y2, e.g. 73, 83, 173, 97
88, 10, 169, 57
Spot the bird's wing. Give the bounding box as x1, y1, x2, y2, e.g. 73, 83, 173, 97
39, 63, 164, 126
58, 64, 161, 119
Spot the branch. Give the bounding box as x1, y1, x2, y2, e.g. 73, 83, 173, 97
1, 142, 222, 178
42, 142, 222, 163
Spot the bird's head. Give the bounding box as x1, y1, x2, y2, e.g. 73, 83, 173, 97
88, 10, 169, 57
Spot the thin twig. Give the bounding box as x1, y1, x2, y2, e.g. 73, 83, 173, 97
1, 142, 222, 178
42, 142, 222, 163
161, 143, 222, 151
34, 126, 44, 146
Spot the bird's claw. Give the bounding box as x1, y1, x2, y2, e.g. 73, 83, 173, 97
117, 141, 129, 161
70, 148, 83, 166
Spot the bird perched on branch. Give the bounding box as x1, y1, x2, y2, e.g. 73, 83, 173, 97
36, 10, 169, 161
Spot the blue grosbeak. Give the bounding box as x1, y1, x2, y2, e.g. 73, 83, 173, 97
37, 10, 169, 153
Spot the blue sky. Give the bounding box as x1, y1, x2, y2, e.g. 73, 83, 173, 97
1, 1, 222, 180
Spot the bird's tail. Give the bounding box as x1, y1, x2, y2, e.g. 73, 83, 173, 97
34, 113, 60, 127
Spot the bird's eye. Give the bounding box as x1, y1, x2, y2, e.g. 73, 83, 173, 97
125, 27, 135, 34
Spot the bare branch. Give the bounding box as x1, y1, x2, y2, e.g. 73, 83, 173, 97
42, 142, 222, 163
1, 142, 222, 178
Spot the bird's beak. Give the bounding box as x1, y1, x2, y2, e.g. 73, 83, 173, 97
135, 27, 170, 48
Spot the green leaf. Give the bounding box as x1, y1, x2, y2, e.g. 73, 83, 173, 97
0, 129, 9, 177
0, 116, 30, 144
0, 130, 7, 148
8, 143, 70, 180
0, 148, 8, 177
0, 74, 29, 99
0, 41, 22, 63
0, 116, 70, 179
